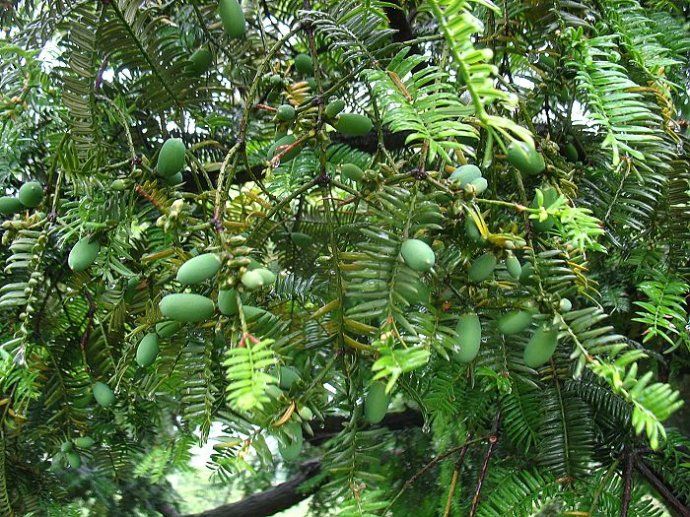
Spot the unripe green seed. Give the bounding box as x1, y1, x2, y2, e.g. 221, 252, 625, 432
110, 179, 127, 191
155, 320, 183, 338
61, 441, 73, 452
268, 134, 300, 162
400, 239, 435, 272
66, 452, 81, 469
294, 54, 313, 75
136, 332, 159, 367
0, 196, 22, 215
341, 163, 365, 182
497, 310, 532, 335
449, 164, 481, 187
157, 138, 186, 177
465, 217, 483, 242
73, 436, 95, 449
468, 253, 496, 283
176, 253, 221, 285
218, 0, 246, 39
335, 113, 373, 136
455, 312, 481, 363
564, 142, 579, 162
468, 176, 488, 194
531, 187, 558, 233
218, 288, 239, 316
163, 172, 183, 186
505, 254, 522, 279
364, 382, 390, 424
524, 325, 559, 368
241, 270, 264, 290
255, 267, 276, 285
188, 48, 213, 75
507, 141, 545, 176
325, 99, 345, 119
92, 382, 115, 408
18, 181, 43, 208
276, 104, 296, 122
559, 298, 573, 312
68, 237, 100, 272
159, 293, 215, 322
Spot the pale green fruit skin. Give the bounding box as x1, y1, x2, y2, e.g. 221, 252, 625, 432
325, 99, 345, 119
497, 310, 532, 335
276, 104, 296, 122
294, 54, 313, 75
73, 437, 95, 449
241, 270, 264, 290
468, 253, 496, 283
290, 232, 312, 247
176, 253, 221, 285
136, 332, 159, 367
188, 48, 213, 75
524, 326, 559, 368
156, 320, 183, 338
218, 288, 239, 316
110, 179, 127, 191
159, 293, 215, 322
66, 452, 82, 469
92, 382, 115, 408
506, 255, 522, 279
564, 142, 579, 162
449, 164, 481, 187
400, 239, 435, 272
157, 138, 186, 177
279, 366, 300, 390
218, 0, 246, 38
455, 312, 481, 363
243, 305, 265, 320
559, 298, 573, 312
531, 187, 558, 233
255, 267, 276, 285
364, 382, 390, 424
18, 181, 43, 208
278, 422, 303, 461
68, 237, 101, 272
465, 217, 483, 242
507, 141, 545, 176
335, 113, 373, 136
268, 134, 300, 162
163, 172, 183, 186
0, 196, 22, 215
469, 176, 488, 194
341, 163, 365, 182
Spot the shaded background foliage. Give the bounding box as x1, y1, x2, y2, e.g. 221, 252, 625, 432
2, 0, 690, 515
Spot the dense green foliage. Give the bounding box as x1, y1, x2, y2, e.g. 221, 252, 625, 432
2, 0, 690, 515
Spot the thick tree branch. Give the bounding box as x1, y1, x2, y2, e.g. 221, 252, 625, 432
635, 458, 690, 517
308, 408, 424, 445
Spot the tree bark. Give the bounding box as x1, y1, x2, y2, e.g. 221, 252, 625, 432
187, 460, 322, 517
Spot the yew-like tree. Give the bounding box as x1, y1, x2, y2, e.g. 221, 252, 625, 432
2, 0, 690, 515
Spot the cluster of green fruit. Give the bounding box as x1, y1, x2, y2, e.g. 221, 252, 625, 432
449, 164, 488, 195
0, 181, 44, 216
51, 436, 95, 471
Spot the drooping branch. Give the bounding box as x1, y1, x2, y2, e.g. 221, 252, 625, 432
635, 458, 690, 517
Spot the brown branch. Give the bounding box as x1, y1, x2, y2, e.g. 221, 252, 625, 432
469, 413, 501, 517
308, 408, 423, 445
635, 458, 690, 517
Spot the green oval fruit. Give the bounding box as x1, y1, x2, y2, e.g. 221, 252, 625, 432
455, 312, 481, 363
269, 73, 283, 87
400, 239, 435, 272
298, 405, 313, 421
268, 134, 300, 162
68, 237, 100, 272
325, 99, 345, 119
256, 267, 276, 285
0, 196, 22, 215
290, 232, 312, 247
520, 262, 534, 282
468, 253, 496, 283
507, 141, 545, 176
157, 138, 186, 177
505, 254, 522, 279
465, 217, 483, 242
294, 53, 313, 75
18, 181, 43, 208
497, 310, 532, 335
156, 320, 183, 338
61, 441, 73, 452
176, 253, 221, 285
92, 382, 115, 408
276, 104, 296, 122
278, 422, 303, 461
279, 366, 300, 390
163, 172, 183, 186
110, 179, 126, 191
524, 326, 559, 368
341, 163, 364, 182
66, 452, 82, 469
335, 113, 373, 136
218, 288, 239, 316
241, 270, 264, 290
218, 0, 246, 39
243, 305, 265, 320
559, 298, 573, 312
531, 187, 558, 233
449, 164, 481, 187
469, 177, 488, 194
188, 48, 213, 75
364, 382, 390, 424
159, 293, 215, 322
73, 436, 95, 449
136, 332, 159, 367
564, 142, 579, 162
